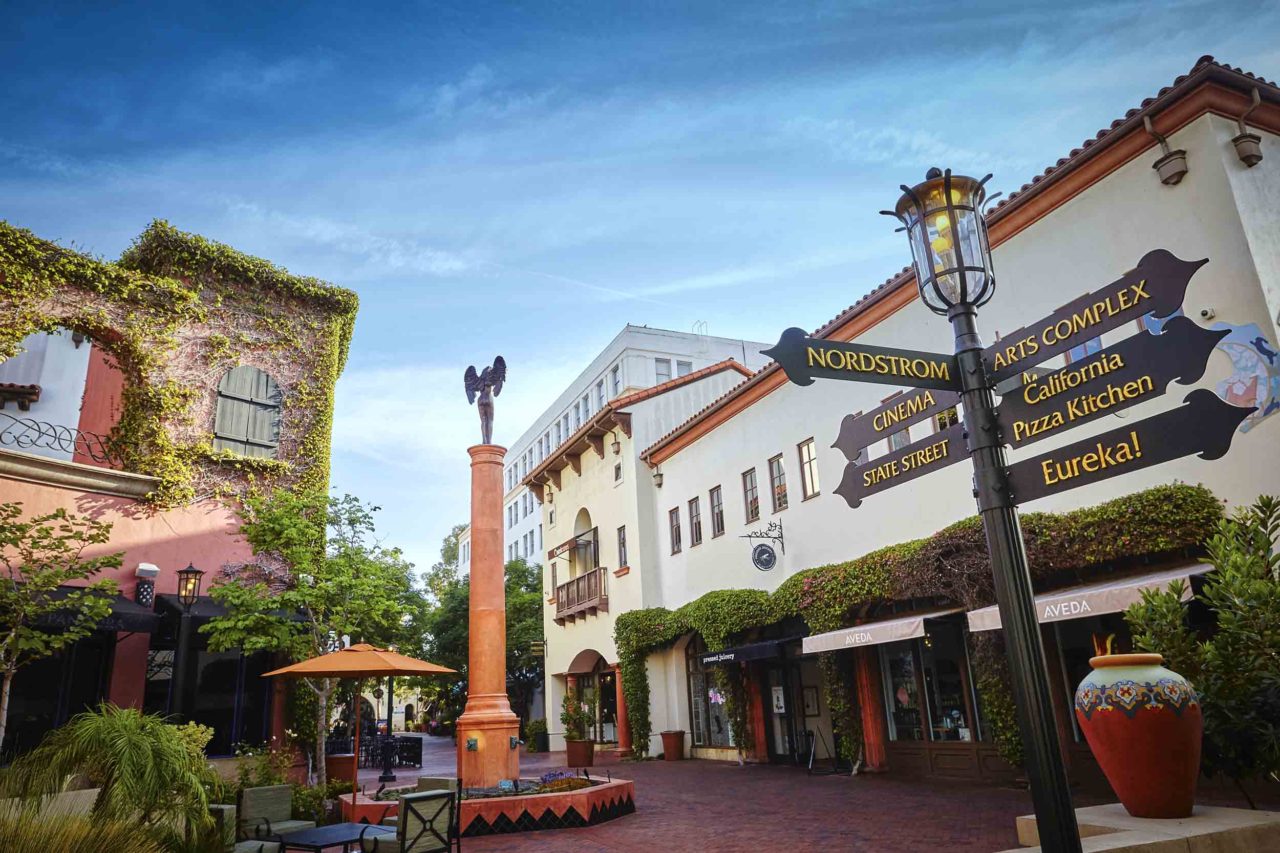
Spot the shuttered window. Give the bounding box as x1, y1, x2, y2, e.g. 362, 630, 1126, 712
212, 366, 283, 458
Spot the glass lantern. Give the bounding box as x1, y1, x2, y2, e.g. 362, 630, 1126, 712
176, 563, 205, 610
884, 168, 998, 314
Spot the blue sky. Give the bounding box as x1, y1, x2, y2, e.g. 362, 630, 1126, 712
4, 1, 1278, 574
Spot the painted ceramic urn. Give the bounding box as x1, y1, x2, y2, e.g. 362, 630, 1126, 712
1074, 653, 1202, 818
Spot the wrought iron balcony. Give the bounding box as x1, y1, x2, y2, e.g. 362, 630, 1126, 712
554, 566, 609, 624
0, 411, 116, 467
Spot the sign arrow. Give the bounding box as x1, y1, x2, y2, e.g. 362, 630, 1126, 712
985, 250, 1207, 384
1006, 389, 1254, 504
832, 388, 961, 461
763, 327, 959, 392
996, 316, 1229, 449
833, 423, 967, 508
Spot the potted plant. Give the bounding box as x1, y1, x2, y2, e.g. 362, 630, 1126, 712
561, 690, 597, 767
524, 718, 549, 754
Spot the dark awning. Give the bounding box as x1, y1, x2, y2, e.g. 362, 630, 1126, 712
156, 594, 309, 623
34, 587, 160, 633
700, 640, 783, 667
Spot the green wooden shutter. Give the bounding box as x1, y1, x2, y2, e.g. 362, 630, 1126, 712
213, 366, 282, 457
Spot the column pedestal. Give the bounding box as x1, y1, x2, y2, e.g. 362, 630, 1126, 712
456, 444, 520, 789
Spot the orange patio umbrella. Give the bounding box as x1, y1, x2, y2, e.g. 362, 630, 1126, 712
263, 644, 457, 796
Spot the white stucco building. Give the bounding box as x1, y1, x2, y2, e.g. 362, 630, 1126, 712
533, 57, 1280, 783
458, 325, 769, 575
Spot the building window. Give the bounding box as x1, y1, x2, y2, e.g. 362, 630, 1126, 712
688, 497, 703, 546
935, 406, 959, 432
768, 455, 788, 512
888, 429, 910, 451
555, 422, 563, 445
742, 469, 759, 523
879, 617, 981, 744
617, 525, 628, 568
611, 365, 621, 396
213, 366, 283, 458
709, 486, 725, 537
549, 507, 556, 526
798, 439, 820, 500
582, 394, 591, 419
669, 507, 682, 554
655, 358, 672, 384
562, 414, 570, 438
676, 360, 693, 377
1066, 336, 1103, 364
596, 380, 605, 410
574, 403, 582, 429
686, 636, 733, 748
614, 463, 622, 482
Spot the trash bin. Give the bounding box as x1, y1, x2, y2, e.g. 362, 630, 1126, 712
660, 730, 685, 761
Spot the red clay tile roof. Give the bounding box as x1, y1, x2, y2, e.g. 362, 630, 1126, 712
640, 55, 1280, 465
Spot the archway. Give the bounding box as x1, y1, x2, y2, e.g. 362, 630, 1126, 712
570, 508, 596, 577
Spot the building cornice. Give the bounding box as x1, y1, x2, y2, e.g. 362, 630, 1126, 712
0, 447, 159, 500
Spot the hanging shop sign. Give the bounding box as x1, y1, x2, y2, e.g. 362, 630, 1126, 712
983, 249, 1207, 384
832, 388, 962, 461
996, 316, 1229, 448
762, 327, 959, 391
1005, 389, 1254, 504
833, 423, 967, 508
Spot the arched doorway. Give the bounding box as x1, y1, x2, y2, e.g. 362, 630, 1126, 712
565, 649, 617, 745
570, 508, 598, 578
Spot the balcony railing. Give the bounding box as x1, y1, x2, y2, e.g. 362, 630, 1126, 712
555, 566, 609, 624
0, 411, 117, 467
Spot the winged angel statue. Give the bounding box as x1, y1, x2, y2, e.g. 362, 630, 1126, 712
464, 356, 506, 444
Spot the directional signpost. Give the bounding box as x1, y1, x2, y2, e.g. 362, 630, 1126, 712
996, 316, 1229, 449
769, 200, 1255, 853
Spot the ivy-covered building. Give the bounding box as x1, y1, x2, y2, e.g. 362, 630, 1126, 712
0, 220, 356, 757
529, 56, 1280, 792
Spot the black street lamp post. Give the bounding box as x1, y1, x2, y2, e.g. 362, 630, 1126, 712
886, 169, 1083, 853
170, 563, 205, 722
379, 675, 396, 783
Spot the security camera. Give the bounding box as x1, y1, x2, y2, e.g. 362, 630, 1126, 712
1199, 307, 1216, 321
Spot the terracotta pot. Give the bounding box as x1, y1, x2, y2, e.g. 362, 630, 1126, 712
660, 730, 685, 761
1074, 653, 1202, 818
565, 738, 595, 767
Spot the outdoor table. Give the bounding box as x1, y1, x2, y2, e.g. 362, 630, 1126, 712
276, 822, 394, 853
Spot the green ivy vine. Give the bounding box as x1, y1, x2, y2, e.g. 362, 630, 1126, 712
0, 219, 357, 506
615, 483, 1223, 764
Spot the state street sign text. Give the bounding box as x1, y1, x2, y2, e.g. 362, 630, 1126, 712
1006, 389, 1254, 503
762, 327, 959, 392
984, 249, 1206, 384
834, 423, 967, 508
996, 316, 1229, 448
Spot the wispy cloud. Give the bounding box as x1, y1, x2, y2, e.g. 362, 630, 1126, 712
206, 54, 333, 97
225, 201, 477, 276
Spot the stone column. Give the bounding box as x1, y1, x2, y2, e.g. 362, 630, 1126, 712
854, 647, 889, 771
614, 664, 632, 755
456, 445, 520, 788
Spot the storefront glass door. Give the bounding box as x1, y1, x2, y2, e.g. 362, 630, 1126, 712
920, 618, 979, 743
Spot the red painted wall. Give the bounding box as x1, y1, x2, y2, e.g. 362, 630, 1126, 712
0, 473, 253, 710
74, 342, 125, 468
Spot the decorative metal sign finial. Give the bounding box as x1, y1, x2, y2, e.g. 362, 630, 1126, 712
464, 356, 506, 444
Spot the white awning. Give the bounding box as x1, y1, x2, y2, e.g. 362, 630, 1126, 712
966, 563, 1211, 633
802, 607, 963, 655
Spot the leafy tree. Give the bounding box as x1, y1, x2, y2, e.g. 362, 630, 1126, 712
0, 504, 121, 751
1126, 494, 1280, 806
202, 491, 419, 786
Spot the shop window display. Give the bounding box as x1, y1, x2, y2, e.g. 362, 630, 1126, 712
920, 619, 979, 742
685, 638, 733, 748
880, 640, 924, 741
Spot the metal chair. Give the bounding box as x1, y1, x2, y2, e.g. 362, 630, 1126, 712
359, 787, 460, 853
